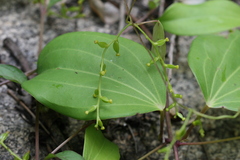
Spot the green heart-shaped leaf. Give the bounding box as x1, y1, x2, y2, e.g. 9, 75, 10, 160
0, 64, 27, 84
160, 1, 240, 35
188, 31, 240, 111
83, 125, 120, 160
22, 32, 166, 120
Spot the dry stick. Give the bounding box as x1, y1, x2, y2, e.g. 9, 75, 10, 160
127, 124, 138, 153
167, 35, 176, 79
159, 0, 165, 16
37, 1, 47, 56
131, 16, 152, 40
7, 89, 50, 135
159, 110, 165, 143
118, 0, 126, 32
3, 38, 31, 72
122, 8, 157, 34
138, 143, 167, 160
35, 104, 40, 160
36, 1, 47, 159
51, 122, 94, 154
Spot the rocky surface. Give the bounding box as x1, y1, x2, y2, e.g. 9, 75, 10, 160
1, 0, 240, 160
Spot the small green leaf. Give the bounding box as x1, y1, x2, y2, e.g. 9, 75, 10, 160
44, 153, 57, 160
48, 0, 61, 9
83, 125, 120, 160
0, 64, 27, 84
0, 132, 9, 142
160, 0, 240, 35
188, 30, 240, 111
68, 6, 79, 12
151, 21, 166, 60
22, 151, 30, 160
56, 150, 84, 160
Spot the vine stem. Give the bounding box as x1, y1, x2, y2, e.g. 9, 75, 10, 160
0, 142, 22, 160
181, 105, 209, 140
138, 143, 167, 160
179, 136, 240, 146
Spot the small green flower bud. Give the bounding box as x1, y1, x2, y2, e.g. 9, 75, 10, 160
177, 112, 185, 121
164, 64, 179, 69
199, 128, 205, 137
153, 37, 169, 46
102, 63, 106, 71
116, 53, 120, 56
93, 89, 99, 98
95, 119, 105, 130
168, 83, 173, 93
100, 96, 112, 103
100, 70, 106, 76
94, 40, 108, 48
113, 40, 119, 53
192, 120, 201, 126
166, 102, 176, 111
94, 89, 99, 95
85, 105, 97, 114
173, 94, 183, 99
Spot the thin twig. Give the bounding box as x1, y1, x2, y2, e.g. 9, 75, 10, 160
167, 34, 176, 79
118, 0, 125, 32
159, 0, 165, 16
127, 124, 138, 153
138, 143, 167, 160
51, 122, 94, 154
173, 144, 179, 160
37, 0, 47, 56
3, 38, 31, 72
35, 104, 40, 160
179, 135, 240, 146
7, 89, 50, 135
122, 8, 157, 34
159, 111, 165, 143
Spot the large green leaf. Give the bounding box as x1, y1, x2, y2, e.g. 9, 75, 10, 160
188, 31, 240, 111
22, 32, 166, 120
159, 0, 240, 35
0, 64, 27, 84
83, 125, 120, 160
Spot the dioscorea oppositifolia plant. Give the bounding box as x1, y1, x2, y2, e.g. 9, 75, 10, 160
1, 0, 240, 159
